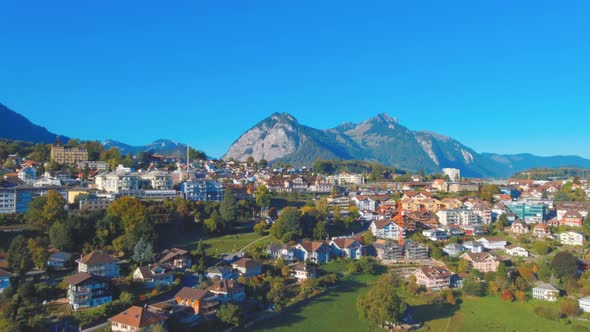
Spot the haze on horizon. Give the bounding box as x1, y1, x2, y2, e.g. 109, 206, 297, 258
1, 1, 589, 158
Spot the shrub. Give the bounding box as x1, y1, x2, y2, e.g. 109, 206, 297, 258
573, 325, 590, 332
534, 306, 561, 321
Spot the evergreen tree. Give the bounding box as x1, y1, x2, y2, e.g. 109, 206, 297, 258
220, 186, 237, 228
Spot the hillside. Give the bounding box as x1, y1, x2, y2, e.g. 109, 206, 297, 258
0, 103, 69, 143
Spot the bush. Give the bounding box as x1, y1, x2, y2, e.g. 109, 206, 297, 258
573, 325, 590, 332
534, 306, 561, 321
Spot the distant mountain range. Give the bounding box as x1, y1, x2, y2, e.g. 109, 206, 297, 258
223, 112, 590, 178
0, 103, 69, 143
103, 139, 192, 157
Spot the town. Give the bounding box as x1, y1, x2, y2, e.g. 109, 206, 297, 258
1, 140, 590, 331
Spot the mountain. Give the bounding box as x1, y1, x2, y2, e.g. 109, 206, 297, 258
0, 103, 69, 143
224, 112, 590, 178
103, 139, 195, 157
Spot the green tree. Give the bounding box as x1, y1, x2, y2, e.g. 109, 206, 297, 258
270, 207, 302, 242
204, 210, 221, 233
107, 196, 148, 237
463, 275, 487, 297
220, 186, 237, 228
49, 217, 78, 252
551, 251, 578, 281
27, 238, 48, 270
316, 197, 329, 221
313, 221, 327, 240
132, 237, 154, 266
8, 235, 33, 277
357, 273, 407, 328
256, 185, 271, 215
217, 303, 243, 327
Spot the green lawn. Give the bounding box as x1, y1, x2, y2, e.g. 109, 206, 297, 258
195, 232, 272, 257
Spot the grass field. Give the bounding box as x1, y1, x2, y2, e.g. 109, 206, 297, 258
196, 232, 272, 257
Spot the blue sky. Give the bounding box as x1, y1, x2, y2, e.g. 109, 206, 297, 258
1, 1, 589, 158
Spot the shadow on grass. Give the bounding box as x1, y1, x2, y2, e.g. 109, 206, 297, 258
411, 301, 461, 325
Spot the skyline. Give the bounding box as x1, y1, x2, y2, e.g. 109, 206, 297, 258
2, 1, 590, 158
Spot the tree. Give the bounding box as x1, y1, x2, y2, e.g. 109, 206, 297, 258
107, 196, 148, 236
267, 276, 286, 304
561, 298, 579, 317
316, 197, 329, 221
463, 276, 486, 297
26, 190, 67, 231
551, 251, 578, 281
8, 235, 33, 277
538, 260, 552, 283
49, 218, 77, 252
270, 207, 302, 242
357, 273, 407, 328
204, 211, 221, 233
253, 219, 266, 236
313, 221, 327, 240
532, 241, 551, 255
220, 186, 237, 228
132, 237, 154, 266
27, 238, 48, 270
217, 303, 242, 327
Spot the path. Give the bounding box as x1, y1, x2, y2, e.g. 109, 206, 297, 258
239, 235, 270, 252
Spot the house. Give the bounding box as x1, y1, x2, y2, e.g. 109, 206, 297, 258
510, 220, 530, 235
329, 238, 364, 260
370, 219, 405, 240
158, 248, 192, 271
413, 266, 452, 291
432, 179, 448, 192
207, 279, 246, 303
561, 210, 584, 228
133, 264, 174, 288
295, 241, 331, 264
476, 237, 507, 250
462, 241, 484, 253
290, 263, 317, 282
265, 244, 296, 262
461, 224, 487, 237
373, 239, 403, 261
460, 252, 500, 273
206, 266, 234, 280
0, 268, 14, 294
175, 287, 218, 315
352, 196, 377, 211
532, 283, 560, 302
560, 231, 585, 246
109, 306, 167, 332
64, 272, 112, 311
443, 243, 465, 258
422, 229, 450, 241
579, 296, 590, 313
505, 245, 529, 257
231, 258, 262, 277
532, 223, 552, 239
47, 249, 73, 268
76, 250, 120, 279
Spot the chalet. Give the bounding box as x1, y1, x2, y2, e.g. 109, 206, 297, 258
109, 306, 167, 332
265, 244, 296, 262
505, 245, 529, 257
206, 266, 234, 280
560, 231, 585, 246
370, 219, 405, 240
231, 258, 262, 277
47, 248, 73, 268
290, 263, 317, 282
561, 210, 584, 228
76, 250, 119, 279
133, 264, 174, 288
0, 268, 14, 294
295, 241, 331, 264
64, 272, 112, 311
329, 238, 364, 260
460, 252, 500, 273
175, 287, 217, 315
476, 237, 507, 250
532, 223, 552, 239
413, 266, 452, 291
532, 283, 560, 302
510, 220, 529, 235
207, 279, 246, 303
158, 248, 192, 271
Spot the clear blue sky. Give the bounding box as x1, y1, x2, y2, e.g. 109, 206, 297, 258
1, 1, 589, 158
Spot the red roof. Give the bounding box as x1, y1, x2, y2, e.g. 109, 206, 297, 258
109, 306, 166, 328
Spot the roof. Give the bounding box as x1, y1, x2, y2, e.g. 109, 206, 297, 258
158, 248, 189, 264
109, 306, 166, 328
78, 250, 117, 265
416, 266, 452, 279
534, 283, 559, 292
0, 268, 14, 277
506, 245, 526, 250
478, 237, 505, 243
266, 243, 294, 251
64, 272, 107, 286
208, 279, 242, 294
291, 263, 316, 273
232, 258, 261, 269
372, 219, 394, 230
331, 238, 359, 249
298, 241, 327, 252
461, 252, 499, 262
175, 287, 209, 301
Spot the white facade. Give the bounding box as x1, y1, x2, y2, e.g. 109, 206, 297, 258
506, 246, 529, 257
18, 167, 37, 183
370, 220, 404, 240
442, 168, 461, 182
580, 296, 590, 313
437, 209, 480, 226
95, 171, 140, 193
141, 171, 173, 190
560, 231, 585, 246
532, 284, 559, 302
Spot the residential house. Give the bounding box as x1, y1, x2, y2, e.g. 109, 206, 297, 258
561, 210, 584, 228
476, 237, 507, 250
462, 241, 484, 253
158, 248, 192, 271
0, 268, 14, 294
207, 279, 246, 304
510, 220, 530, 235
413, 266, 453, 291
422, 229, 450, 242
443, 243, 465, 258
329, 238, 364, 260
133, 264, 174, 288
17, 166, 37, 184
370, 219, 405, 240
109, 306, 167, 332
175, 287, 218, 315
265, 244, 296, 262
231, 258, 262, 277
404, 240, 430, 262
462, 224, 487, 237
352, 196, 377, 212
579, 296, 590, 313
432, 179, 448, 192
76, 250, 119, 279
505, 245, 529, 257
373, 239, 403, 261
295, 241, 331, 264
460, 252, 500, 273
532, 283, 560, 302
291, 263, 317, 282
436, 209, 479, 226
206, 266, 234, 280
47, 249, 73, 268
532, 223, 552, 239
560, 231, 585, 246
64, 272, 112, 311
437, 225, 465, 237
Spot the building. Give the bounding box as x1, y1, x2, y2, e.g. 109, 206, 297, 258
206, 266, 234, 280
505, 245, 529, 257
64, 272, 112, 311
422, 229, 450, 241
462, 241, 484, 253
294, 241, 331, 264
508, 202, 548, 224
141, 171, 174, 190
448, 182, 479, 193
158, 248, 192, 271
77, 250, 119, 279
510, 220, 530, 235
51, 145, 89, 164
17, 167, 37, 183
437, 209, 480, 226
265, 244, 296, 262
560, 231, 585, 246
180, 180, 223, 202
404, 240, 429, 262
443, 243, 466, 258
329, 238, 364, 260
77, 161, 109, 171
460, 252, 500, 273
432, 179, 449, 192
0, 268, 14, 294
0, 186, 68, 214
175, 287, 218, 315
291, 263, 317, 282
109, 306, 167, 332
579, 296, 590, 313
532, 283, 560, 302
47, 249, 73, 268
207, 279, 246, 304
442, 168, 461, 182
79, 196, 112, 211
561, 210, 584, 228
413, 266, 453, 291
370, 219, 405, 240
532, 223, 552, 239
231, 258, 262, 277
373, 239, 403, 261
476, 237, 507, 250
133, 264, 174, 288
95, 171, 140, 194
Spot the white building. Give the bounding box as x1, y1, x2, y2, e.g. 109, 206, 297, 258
337, 173, 365, 185
505, 245, 529, 257
579, 296, 590, 313
17, 167, 37, 183
476, 237, 507, 250
532, 283, 559, 302
560, 231, 585, 246
370, 219, 404, 240
442, 168, 461, 182
95, 171, 140, 193
140, 171, 173, 190
437, 209, 480, 226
